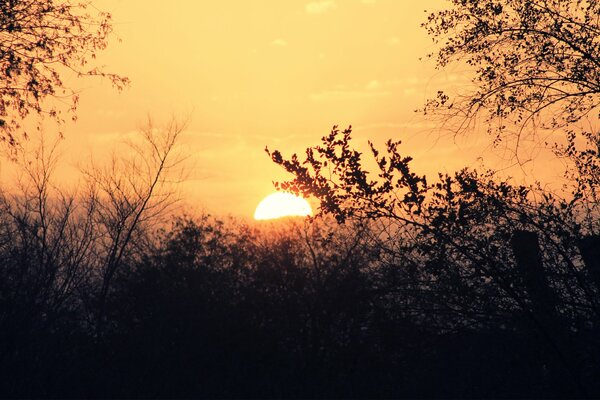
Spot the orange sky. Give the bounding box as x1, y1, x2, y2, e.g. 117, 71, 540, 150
3, 0, 568, 217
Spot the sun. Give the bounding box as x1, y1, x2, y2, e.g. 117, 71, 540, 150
254, 192, 312, 220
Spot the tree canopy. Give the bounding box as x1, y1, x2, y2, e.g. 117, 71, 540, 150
0, 0, 128, 145
266, 2, 600, 393
423, 0, 600, 143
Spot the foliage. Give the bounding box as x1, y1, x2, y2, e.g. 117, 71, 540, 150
3, 0, 600, 397
0, 118, 185, 352
2, 155, 599, 397
422, 0, 600, 142
264, 2, 600, 392
0, 0, 128, 145
554, 128, 600, 232
268, 125, 600, 396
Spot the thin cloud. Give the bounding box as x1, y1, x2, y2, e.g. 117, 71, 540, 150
305, 0, 337, 14
365, 80, 382, 90
310, 89, 389, 102
356, 121, 432, 129
271, 38, 288, 47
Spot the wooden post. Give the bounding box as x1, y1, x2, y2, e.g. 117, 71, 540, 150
511, 230, 586, 396
578, 235, 600, 289
511, 230, 558, 320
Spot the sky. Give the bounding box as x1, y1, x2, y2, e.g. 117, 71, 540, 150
5, 0, 567, 218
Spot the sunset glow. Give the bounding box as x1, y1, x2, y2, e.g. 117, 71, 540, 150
2, 0, 597, 396
254, 192, 312, 220
43, 0, 473, 218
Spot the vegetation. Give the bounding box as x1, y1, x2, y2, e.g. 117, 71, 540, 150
268, 125, 600, 396
0, 0, 128, 145
264, 0, 600, 397
422, 0, 600, 143
1, 0, 600, 398
2, 164, 599, 396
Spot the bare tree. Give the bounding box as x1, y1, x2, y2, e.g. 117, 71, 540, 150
0, 134, 97, 368
81, 117, 187, 334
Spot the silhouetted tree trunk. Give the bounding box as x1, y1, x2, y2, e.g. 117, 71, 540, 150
511, 230, 587, 396
511, 230, 559, 321
86, 117, 186, 338
578, 235, 600, 290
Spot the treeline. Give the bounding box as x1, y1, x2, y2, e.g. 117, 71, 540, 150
1, 161, 600, 397
2, 0, 600, 396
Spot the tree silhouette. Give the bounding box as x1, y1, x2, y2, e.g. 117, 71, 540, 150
267, 3, 600, 385
422, 0, 600, 145
81, 117, 187, 337
4, 0, 600, 397
268, 123, 600, 396
0, 120, 186, 396
0, 0, 128, 145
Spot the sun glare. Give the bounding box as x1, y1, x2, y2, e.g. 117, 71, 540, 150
254, 192, 312, 220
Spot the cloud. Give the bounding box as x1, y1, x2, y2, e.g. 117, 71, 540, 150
310, 77, 429, 102
88, 129, 140, 145
310, 89, 389, 102
305, 0, 337, 14
271, 38, 288, 47
365, 80, 381, 90
356, 121, 437, 130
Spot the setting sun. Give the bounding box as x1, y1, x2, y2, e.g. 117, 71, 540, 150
5, 0, 597, 396
254, 192, 312, 220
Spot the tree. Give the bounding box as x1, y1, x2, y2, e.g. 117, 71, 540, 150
265, 2, 600, 396
422, 0, 600, 146
268, 125, 600, 395
0, 116, 187, 396
0, 134, 99, 396
80, 117, 187, 335
106, 215, 382, 398
0, 0, 128, 145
